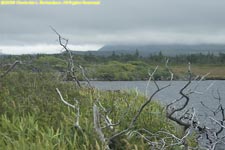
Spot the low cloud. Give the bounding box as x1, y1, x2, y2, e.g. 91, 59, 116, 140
0, 44, 103, 55
1, 0, 225, 54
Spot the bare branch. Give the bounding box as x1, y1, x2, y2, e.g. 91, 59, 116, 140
200, 101, 217, 116
74, 98, 81, 128
110, 64, 171, 141
0, 61, 21, 78
50, 26, 81, 87
56, 88, 75, 109
79, 65, 91, 87
166, 62, 192, 129
165, 59, 174, 81
145, 66, 158, 97
209, 117, 225, 129
93, 104, 110, 149
56, 88, 82, 129
131, 84, 170, 128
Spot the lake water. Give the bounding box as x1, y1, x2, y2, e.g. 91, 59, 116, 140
90, 80, 225, 149
90, 80, 225, 120
90, 80, 225, 108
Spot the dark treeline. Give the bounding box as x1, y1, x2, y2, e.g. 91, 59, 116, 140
79, 51, 225, 64
1, 51, 225, 65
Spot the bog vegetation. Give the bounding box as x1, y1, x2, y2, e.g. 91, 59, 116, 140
0, 72, 184, 149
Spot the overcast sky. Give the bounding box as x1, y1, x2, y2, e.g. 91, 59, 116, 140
1, 0, 225, 54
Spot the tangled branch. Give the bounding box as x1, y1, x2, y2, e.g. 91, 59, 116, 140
50, 26, 81, 87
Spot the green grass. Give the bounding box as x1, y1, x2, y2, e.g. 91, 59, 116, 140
170, 64, 225, 80
0, 72, 181, 149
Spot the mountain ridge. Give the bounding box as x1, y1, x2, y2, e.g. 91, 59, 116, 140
70, 44, 225, 57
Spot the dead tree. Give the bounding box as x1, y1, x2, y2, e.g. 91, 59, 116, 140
88, 63, 166, 149
164, 62, 225, 150
54, 60, 193, 149
55, 58, 224, 149
125, 61, 224, 150
91, 64, 173, 149
165, 62, 193, 149
50, 26, 91, 87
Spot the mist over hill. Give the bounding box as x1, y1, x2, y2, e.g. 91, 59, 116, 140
99, 44, 225, 54
71, 44, 225, 57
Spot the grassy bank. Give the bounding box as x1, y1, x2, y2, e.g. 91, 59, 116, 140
171, 64, 225, 80
87, 62, 225, 81
0, 72, 186, 149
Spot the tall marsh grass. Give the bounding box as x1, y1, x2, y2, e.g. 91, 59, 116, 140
0, 72, 180, 149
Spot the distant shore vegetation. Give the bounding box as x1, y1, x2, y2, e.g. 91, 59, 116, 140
1, 51, 225, 80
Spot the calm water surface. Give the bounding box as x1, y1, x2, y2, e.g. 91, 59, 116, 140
91, 80, 225, 105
